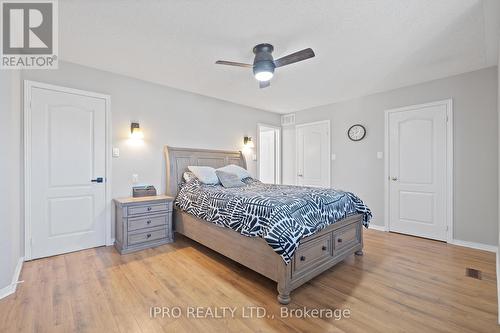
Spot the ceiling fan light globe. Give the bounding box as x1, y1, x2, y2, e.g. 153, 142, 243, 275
255, 71, 273, 82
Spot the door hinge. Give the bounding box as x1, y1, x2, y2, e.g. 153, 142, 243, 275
446, 225, 449, 231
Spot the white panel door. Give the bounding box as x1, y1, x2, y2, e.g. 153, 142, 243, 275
388, 104, 447, 240
296, 121, 330, 187
258, 125, 281, 184
259, 130, 276, 183
30, 87, 107, 259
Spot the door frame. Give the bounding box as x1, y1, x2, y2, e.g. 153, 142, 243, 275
383, 99, 453, 242
295, 120, 331, 187
256, 123, 281, 184
23, 80, 113, 260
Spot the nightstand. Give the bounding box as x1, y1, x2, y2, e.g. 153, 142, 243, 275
114, 195, 174, 254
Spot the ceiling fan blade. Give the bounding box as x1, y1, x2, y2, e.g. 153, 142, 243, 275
274, 48, 315, 68
215, 60, 252, 68
259, 81, 270, 89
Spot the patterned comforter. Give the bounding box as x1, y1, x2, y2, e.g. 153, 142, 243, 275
176, 177, 372, 264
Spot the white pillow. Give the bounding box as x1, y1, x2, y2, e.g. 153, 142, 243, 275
182, 171, 197, 183
187, 166, 219, 184
216, 164, 251, 180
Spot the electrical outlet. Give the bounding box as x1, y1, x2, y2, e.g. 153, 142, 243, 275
132, 174, 139, 183
112, 147, 120, 157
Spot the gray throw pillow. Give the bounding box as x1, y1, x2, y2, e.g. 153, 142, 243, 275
216, 170, 246, 188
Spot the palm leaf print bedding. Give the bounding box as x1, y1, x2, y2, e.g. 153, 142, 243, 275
175, 177, 372, 264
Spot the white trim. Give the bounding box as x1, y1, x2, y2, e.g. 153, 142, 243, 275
448, 239, 498, 253
23, 80, 113, 261
23, 81, 32, 260
256, 123, 282, 184
446, 100, 454, 242
104, 94, 113, 246
368, 224, 388, 232
295, 120, 331, 187
497, 250, 499, 324
497, 47, 500, 325
384, 99, 453, 242
0, 257, 24, 300
367, 225, 497, 252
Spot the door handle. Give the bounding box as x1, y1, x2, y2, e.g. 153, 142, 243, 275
391, 177, 398, 181
297, 174, 303, 177
91, 177, 104, 183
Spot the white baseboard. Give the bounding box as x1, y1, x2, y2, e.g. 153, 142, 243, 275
368, 224, 387, 232
0, 257, 24, 300
366, 227, 497, 253
448, 239, 498, 253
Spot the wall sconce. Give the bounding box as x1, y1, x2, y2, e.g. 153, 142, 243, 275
130, 122, 144, 140
243, 136, 254, 148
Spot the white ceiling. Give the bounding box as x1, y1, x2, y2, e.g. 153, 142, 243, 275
60, 0, 500, 113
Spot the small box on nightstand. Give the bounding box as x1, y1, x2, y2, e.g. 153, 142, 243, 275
113, 195, 174, 254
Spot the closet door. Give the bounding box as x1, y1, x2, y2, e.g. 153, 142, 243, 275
29, 85, 107, 259
296, 121, 330, 187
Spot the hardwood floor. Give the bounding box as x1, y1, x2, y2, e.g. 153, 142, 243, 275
0, 229, 498, 333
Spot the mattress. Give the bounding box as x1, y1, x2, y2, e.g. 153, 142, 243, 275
175, 177, 372, 263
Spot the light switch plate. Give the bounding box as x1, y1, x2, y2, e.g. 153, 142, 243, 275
252, 154, 257, 161
132, 174, 139, 183
377, 152, 383, 159
112, 147, 120, 157
331, 154, 336, 161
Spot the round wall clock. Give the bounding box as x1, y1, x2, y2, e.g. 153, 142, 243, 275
347, 124, 366, 141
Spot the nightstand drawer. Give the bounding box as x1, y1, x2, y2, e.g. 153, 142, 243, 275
128, 214, 168, 232
128, 228, 167, 245
128, 203, 170, 216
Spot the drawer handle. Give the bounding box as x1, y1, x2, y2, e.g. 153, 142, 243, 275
146, 220, 152, 224
322, 245, 327, 251
338, 238, 343, 243
146, 234, 152, 238
300, 256, 306, 261
147, 207, 152, 211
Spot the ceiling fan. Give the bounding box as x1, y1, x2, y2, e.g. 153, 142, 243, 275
215, 43, 315, 88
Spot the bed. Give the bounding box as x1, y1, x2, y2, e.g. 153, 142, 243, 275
165, 146, 370, 304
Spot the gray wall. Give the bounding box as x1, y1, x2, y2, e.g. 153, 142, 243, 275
22, 61, 281, 237
283, 67, 498, 246
0, 71, 22, 290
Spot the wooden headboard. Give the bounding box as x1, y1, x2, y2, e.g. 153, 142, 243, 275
164, 146, 247, 197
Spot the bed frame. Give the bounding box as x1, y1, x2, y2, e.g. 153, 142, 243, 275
165, 146, 364, 304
